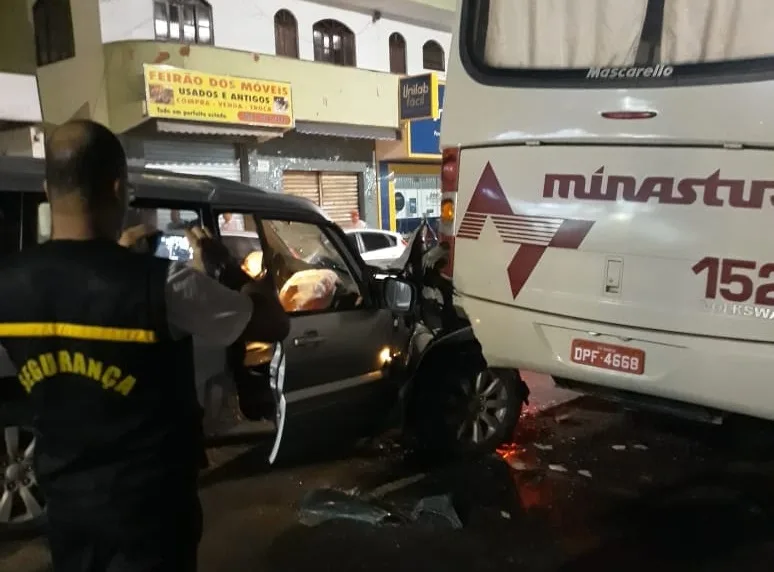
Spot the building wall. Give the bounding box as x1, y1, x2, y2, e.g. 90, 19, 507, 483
0, 0, 37, 75
247, 131, 378, 224
99, 0, 451, 76
36, 0, 109, 125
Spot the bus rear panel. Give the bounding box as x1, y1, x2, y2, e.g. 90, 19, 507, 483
441, 0, 774, 421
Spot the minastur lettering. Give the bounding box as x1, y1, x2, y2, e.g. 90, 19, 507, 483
543, 168, 774, 210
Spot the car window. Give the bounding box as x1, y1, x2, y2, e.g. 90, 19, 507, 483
0, 192, 21, 258
360, 232, 392, 252
261, 219, 362, 314
221, 234, 262, 260
218, 212, 246, 232
214, 210, 264, 278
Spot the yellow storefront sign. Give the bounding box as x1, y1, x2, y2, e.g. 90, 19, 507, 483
143, 64, 294, 128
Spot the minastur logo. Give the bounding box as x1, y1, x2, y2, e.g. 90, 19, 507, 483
587, 64, 674, 79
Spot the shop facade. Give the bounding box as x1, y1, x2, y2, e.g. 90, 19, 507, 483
116, 63, 390, 229
30, 39, 402, 230
375, 74, 444, 234
247, 127, 387, 228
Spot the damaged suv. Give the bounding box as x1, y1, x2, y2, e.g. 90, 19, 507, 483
0, 156, 527, 533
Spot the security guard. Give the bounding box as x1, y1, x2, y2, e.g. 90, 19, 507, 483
0, 120, 289, 571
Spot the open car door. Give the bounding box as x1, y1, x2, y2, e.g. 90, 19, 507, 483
255, 218, 409, 464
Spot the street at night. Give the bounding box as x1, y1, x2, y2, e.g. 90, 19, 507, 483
3, 0, 774, 570
5, 375, 774, 572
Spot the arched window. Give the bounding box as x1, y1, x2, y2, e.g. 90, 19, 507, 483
388, 32, 407, 74
33, 0, 75, 66
274, 9, 299, 58
154, 0, 213, 44
422, 40, 445, 71
313, 19, 356, 67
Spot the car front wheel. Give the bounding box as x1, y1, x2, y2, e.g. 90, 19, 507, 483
453, 368, 524, 453
410, 353, 527, 458
0, 419, 45, 534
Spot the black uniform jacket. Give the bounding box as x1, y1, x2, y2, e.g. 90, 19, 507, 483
0, 239, 202, 524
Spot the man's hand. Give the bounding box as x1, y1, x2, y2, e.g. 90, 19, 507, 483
184, 226, 233, 277
119, 224, 156, 249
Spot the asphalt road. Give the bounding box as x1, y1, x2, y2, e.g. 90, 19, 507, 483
4, 377, 774, 571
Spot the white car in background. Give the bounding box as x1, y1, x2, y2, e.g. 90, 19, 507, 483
344, 228, 407, 264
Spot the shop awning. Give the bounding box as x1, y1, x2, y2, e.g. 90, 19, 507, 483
294, 121, 399, 141
0, 73, 42, 124
155, 120, 283, 142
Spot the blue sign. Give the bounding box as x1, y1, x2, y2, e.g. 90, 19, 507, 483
407, 83, 444, 157
399, 74, 439, 121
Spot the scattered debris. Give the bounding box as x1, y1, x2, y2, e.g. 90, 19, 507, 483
411, 495, 463, 529
298, 489, 462, 530
611, 444, 627, 451
362, 473, 427, 500
298, 488, 408, 527
500, 510, 511, 519
633, 444, 649, 451
533, 443, 553, 451
507, 457, 532, 471
577, 469, 592, 478
548, 464, 568, 473
554, 413, 572, 423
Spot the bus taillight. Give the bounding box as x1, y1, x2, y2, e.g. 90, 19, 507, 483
439, 147, 460, 278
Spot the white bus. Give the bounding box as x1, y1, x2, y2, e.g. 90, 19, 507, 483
440, 0, 774, 424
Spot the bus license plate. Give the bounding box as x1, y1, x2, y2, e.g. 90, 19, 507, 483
570, 339, 645, 375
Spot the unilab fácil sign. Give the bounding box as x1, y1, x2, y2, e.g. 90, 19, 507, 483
398, 73, 439, 121
143, 64, 294, 128
407, 82, 444, 157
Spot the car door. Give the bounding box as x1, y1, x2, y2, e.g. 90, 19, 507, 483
256, 217, 405, 464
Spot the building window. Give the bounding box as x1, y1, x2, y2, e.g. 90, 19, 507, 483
274, 9, 298, 58
312, 19, 356, 67
422, 40, 445, 71
388, 32, 407, 74
33, 0, 75, 66
154, 0, 213, 44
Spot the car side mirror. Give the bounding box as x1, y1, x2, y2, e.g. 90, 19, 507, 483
384, 278, 415, 313
37, 202, 51, 243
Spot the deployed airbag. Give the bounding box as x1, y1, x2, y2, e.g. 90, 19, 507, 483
278, 269, 338, 313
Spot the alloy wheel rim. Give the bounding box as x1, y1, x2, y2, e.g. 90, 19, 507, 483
0, 426, 44, 524
456, 370, 510, 444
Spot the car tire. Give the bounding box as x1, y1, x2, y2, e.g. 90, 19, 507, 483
0, 404, 46, 537
408, 347, 527, 459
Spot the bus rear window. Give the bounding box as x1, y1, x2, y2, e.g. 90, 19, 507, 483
468, 0, 774, 84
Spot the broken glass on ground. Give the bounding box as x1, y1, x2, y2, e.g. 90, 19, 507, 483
298, 488, 462, 529
411, 495, 463, 529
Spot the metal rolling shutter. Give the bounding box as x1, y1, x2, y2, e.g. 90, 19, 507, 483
320, 173, 359, 228
143, 140, 241, 182
282, 171, 321, 205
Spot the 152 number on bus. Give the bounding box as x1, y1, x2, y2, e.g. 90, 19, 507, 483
692, 257, 774, 306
